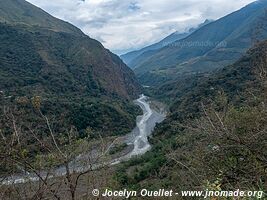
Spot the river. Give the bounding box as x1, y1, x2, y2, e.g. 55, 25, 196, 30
2, 94, 166, 185
111, 94, 166, 164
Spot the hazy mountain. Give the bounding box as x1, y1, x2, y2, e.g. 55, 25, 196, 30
121, 19, 212, 67
0, 0, 142, 135
133, 0, 267, 86
120, 32, 190, 67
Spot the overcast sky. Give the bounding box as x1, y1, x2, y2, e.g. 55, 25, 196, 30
26, 0, 255, 55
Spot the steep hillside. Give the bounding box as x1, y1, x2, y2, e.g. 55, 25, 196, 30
116, 40, 267, 193
0, 0, 142, 136
121, 19, 212, 68
133, 0, 267, 86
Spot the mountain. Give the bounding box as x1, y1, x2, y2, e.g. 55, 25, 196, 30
116, 40, 267, 193
120, 19, 212, 67
0, 0, 142, 136
133, 0, 267, 86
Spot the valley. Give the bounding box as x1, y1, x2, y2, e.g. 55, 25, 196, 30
0, 0, 267, 199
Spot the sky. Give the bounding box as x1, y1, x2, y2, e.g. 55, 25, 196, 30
26, 0, 255, 55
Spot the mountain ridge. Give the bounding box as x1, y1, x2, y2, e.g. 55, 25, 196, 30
121, 19, 213, 68
132, 0, 267, 86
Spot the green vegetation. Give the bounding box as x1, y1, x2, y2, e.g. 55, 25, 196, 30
70, 100, 141, 137
114, 41, 267, 194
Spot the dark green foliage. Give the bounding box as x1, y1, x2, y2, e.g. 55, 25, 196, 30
70, 100, 140, 136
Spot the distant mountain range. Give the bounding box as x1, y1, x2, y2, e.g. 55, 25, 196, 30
128, 0, 267, 86
121, 19, 213, 67
0, 0, 142, 136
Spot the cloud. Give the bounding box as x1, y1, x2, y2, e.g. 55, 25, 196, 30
26, 0, 255, 54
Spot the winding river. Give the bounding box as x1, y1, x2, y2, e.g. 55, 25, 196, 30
2, 94, 166, 185
111, 94, 166, 164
